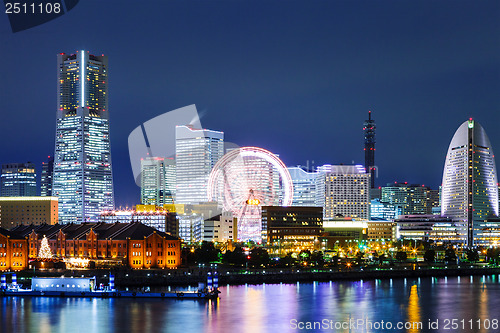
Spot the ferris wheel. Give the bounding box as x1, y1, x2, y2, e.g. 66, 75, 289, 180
207, 147, 293, 241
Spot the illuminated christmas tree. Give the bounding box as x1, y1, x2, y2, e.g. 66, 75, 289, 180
38, 236, 52, 259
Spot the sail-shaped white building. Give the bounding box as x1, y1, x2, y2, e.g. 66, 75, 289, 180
441, 119, 498, 246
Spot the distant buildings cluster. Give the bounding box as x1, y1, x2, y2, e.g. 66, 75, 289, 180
0, 50, 499, 273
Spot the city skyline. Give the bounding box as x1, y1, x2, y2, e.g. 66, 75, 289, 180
2, 2, 500, 332
1, 1, 499, 206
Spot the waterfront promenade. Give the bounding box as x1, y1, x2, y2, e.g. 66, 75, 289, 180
9, 264, 500, 288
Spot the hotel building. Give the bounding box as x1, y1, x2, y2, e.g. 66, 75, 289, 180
317, 165, 370, 220
441, 119, 498, 246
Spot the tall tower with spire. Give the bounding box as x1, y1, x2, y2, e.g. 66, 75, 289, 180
363, 111, 376, 188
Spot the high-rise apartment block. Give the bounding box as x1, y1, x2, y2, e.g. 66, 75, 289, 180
52, 51, 114, 224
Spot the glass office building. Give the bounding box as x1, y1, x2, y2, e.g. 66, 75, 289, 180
381, 183, 438, 215
52, 51, 114, 224
288, 166, 318, 207
0, 163, 37, 197
175, 125, 224, 204
140, 157, 176, 205
370, 198, 402, 220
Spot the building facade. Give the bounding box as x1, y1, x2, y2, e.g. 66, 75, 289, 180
0, 227, 28, 271
41, 156, 54, 196
288, 166, 318, 207
441, 119, 499, 246
140, 157, 176, 206
317, 165, 370, 220
366, 220, 396, 243
193, 212, 238, 243
261, 206, 323, 253
370, 198, 402, 220
381, 183, 437, 215
0, 163, 37, 197
99, 207, 178, 237
175, 125, 224, 205
395, 215, 462, 244
52, 51, 114, 224
10, 222, 181, 269
475, 217, 500, 245
321, 218, 368, 249
178, 213, 204, 243
0, 197, 58, 228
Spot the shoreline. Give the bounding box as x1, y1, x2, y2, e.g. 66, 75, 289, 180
10, 265, 500, 288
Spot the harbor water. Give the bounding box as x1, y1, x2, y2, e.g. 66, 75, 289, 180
1, 275, 500, 332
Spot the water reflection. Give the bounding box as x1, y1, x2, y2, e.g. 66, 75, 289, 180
1, 276, 499, 333
407, 285, 421, 333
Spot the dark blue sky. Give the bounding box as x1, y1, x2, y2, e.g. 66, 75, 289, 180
1, 0, 499, 206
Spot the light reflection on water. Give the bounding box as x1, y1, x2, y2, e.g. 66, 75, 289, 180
1, 276, 499, 333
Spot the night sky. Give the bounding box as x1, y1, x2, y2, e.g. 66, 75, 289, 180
1, 0, 499, 207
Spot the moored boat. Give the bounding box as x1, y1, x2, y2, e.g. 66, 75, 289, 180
1, 274, 220, 299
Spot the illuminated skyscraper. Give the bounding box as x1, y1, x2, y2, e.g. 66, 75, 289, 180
52, 50, 114, 224
288, 166, 318, 207
175, 125, 224, 204
363, 111, 376, 188
441, 119, 498, 246
0, 163, 37, 197
140, 157, 176, 205
41, 156, 54, 196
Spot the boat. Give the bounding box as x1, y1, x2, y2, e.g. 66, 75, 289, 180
0, 273, 220, 299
